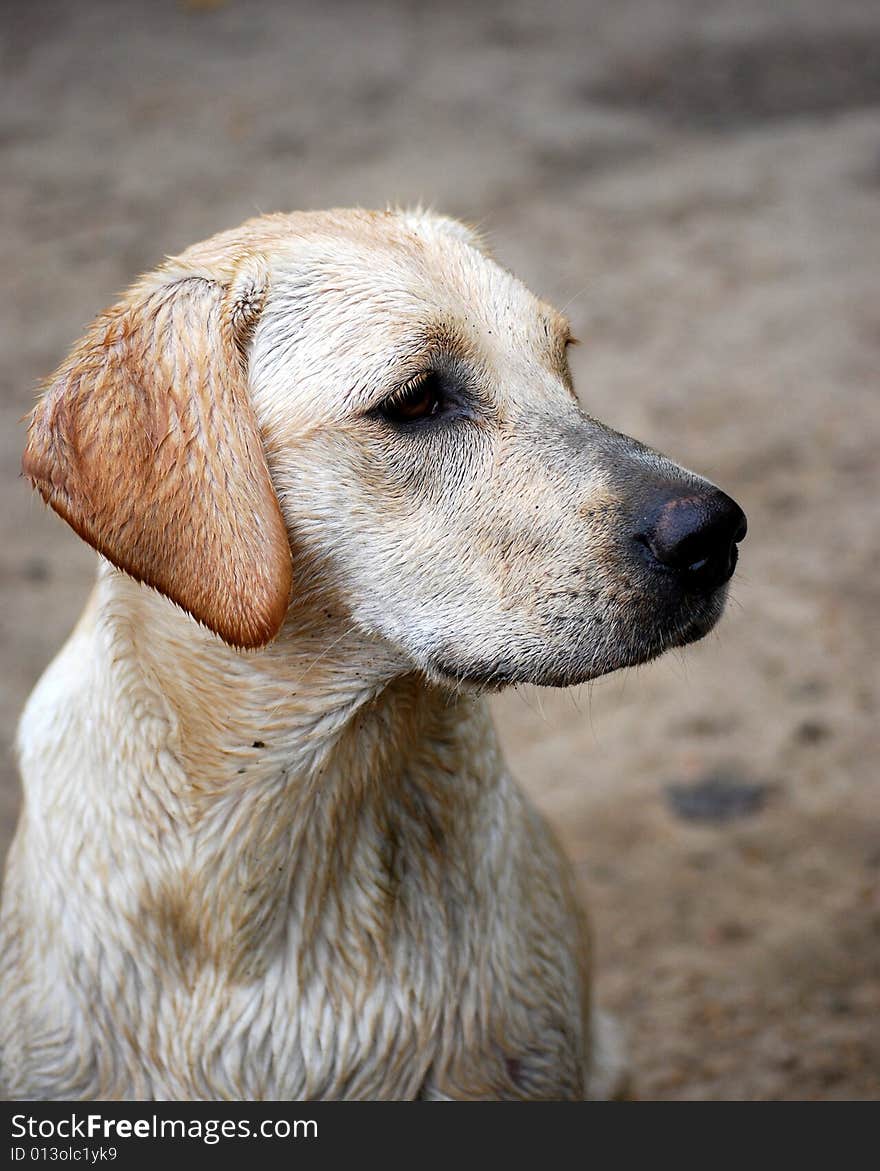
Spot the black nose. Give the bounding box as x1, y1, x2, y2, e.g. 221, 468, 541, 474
636, 487, 747, 593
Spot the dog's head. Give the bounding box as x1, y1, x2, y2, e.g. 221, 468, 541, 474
24, 209, 745, 687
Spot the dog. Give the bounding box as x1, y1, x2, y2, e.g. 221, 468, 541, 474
0, 208, 746, 1100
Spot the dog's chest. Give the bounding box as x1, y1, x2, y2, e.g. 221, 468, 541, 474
138, 912, 583, 1101
6, 649, 586, 1099
146, 961, 444, 1100
4, 814, 586, 1100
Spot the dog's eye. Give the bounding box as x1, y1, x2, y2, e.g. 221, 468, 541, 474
380, 373, 444, 424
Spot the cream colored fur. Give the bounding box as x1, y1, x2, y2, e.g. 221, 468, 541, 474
1, 209, 727, 1100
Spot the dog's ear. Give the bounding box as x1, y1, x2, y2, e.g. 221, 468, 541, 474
22, 262, 293, 649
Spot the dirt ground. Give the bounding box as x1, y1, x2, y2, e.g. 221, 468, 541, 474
2, 0, 879, 1100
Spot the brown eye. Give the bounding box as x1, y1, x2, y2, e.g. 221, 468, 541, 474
380, 373, 443, 424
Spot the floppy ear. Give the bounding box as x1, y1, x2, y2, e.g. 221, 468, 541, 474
22, 263, 293, 649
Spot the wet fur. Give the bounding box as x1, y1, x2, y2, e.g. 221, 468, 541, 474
1, 209, 725, 1099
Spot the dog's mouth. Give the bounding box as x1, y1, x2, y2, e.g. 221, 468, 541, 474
423, 585, 729, 692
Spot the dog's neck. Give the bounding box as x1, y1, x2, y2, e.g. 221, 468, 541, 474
84, 567, 497, 978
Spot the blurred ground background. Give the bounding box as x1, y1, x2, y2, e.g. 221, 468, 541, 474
2, 0, 879, 1099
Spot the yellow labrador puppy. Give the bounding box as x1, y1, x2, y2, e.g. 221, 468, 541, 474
0, 209, 745, 1099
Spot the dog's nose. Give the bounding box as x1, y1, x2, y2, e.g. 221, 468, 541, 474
636, 488, 747, 593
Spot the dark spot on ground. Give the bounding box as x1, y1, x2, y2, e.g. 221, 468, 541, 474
709, 918, 751, 944
677, 712, 737, 737
21, 557, 50, 583
665, 769, 770, 823
794, 719, 831, 745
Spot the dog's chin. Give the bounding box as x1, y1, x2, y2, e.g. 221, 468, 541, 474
421, 590, 728, 693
